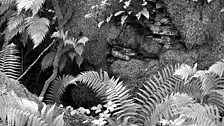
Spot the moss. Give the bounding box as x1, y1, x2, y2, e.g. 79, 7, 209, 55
159, 49, 198, 66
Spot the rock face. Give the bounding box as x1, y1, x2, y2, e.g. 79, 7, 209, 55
62, 0, 224, 106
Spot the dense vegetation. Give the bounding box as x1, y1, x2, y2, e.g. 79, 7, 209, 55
1, 0, 224, 126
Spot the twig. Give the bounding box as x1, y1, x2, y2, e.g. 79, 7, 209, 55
17, 40, 55, 81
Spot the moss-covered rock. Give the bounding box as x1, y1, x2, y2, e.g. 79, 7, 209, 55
159, 49, 198, 66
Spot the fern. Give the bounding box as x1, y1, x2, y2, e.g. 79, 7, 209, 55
208, 59, 224, 77
135, 64, 182, 125
151, 93, 221, 126
0, 0, 15, 5
69, 70, 140, 122
16, 0, 45, 16
26, 16, 49, 48
7, 12, 26, 32
0, 43, 22, 79
44, 75, 74, 105
0, 91, 65, 126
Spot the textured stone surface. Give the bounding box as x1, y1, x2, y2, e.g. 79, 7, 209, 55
159, 49, 198, 66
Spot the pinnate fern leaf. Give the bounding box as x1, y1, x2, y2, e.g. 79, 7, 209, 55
208, 59, 224, 77
174, 63, 198, 81
0, 0, 15, 5
69, 70, 139, 122
16, 0, 45, 15
7, 12, 26, 32
0, 43, 22, 79
26, 16, 49, 48
44, 75, 74, 104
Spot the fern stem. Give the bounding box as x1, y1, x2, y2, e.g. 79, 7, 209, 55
17, 40, 55, 81
39, 40, 64, 101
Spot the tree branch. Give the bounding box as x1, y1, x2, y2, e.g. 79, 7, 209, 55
17, 40, 55, 81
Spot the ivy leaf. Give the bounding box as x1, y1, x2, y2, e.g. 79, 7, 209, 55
59, 54, 67, 72
141, 8, 149, 19
121, 15, 128, 25
68, 52, 77, 61
114, 11, 125, 16
76, 55, 83, 68
41, 51, 56, 71
75, 45, 84, 56
77, 36, 89, 46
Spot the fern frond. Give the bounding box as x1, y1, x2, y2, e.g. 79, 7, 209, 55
182, 104, 220, 126
31, 0, 45, 16
70, 70, 140, 122
208, 59, 224, 77
0, 0, 15, 5
0, 43, 22, 79
135, 64, 182, 124
174, 63, 198, 81
44, 75, 74, 105
150, 93, 194, 126
0, 91, 46, 126
16, 0, 45, 15
70, 70, 110, 97
0, 4, 10, 15
7, 12, 26, 32
26, 16, 49, 48
0, 9, 14, 27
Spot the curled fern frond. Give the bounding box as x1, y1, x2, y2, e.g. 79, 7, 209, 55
44, 75, 74, 105
26, 16, 49, 48
69, 70, 139, 122
70, 70, 110, 97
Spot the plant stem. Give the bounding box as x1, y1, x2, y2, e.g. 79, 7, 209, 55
39, 40, 63, 101
17, 40, 55, 81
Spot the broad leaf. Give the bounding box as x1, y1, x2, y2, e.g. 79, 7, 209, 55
76, 55, 83, 68
58, 54, 67, 72
77, 36, 89, 46
121, 15, 128, 25
68, 52, 77, 61
41, 51, 56, 71
141, 8, 149, 19
75, 45, 84, 56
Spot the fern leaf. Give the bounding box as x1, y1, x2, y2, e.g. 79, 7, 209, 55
0, 0, 15, 5
41, 51, 56, 71
0, 9, 14, 27
136, 64, 181, 124
7, 12, 26, 32
0, 4, 10, 15
174, 63, 198, 81
208, 59, 224, 77
70, 70, 139, 122
26, 16, 49, 48
31, 0, 45, 16
44, 75, 74, 104
0, 43, 22, 79
182, 104, 220, 126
